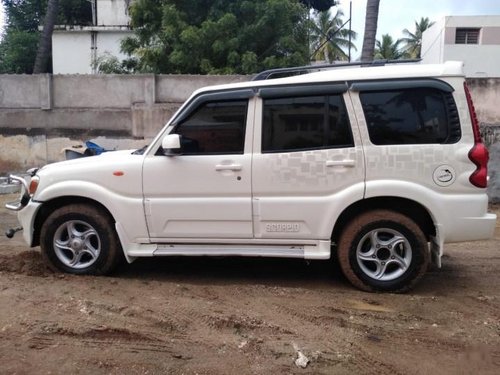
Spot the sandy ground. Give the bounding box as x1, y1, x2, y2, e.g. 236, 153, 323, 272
0, 193, 499, 374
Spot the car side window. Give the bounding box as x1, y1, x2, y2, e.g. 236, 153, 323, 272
360, 88, 461, 145
262, 95, 353, 153
174, 100, 248, 155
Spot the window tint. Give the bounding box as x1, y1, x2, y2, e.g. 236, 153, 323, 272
174, 100, 247, 154
360, 88, 461, 145
262, 95, 353, 153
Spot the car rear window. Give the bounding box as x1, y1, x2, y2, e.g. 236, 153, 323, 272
262, 94, 353, 153
360, 87, 461, 145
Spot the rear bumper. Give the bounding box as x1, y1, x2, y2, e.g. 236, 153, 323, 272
444, 213, 496, 243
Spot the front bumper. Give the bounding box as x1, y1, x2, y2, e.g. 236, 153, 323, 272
5, 174, 42, 246
5, 175, 30, 211
17, 200, 43, 246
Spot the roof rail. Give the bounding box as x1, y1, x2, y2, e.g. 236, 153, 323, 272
252, 59, 422, 81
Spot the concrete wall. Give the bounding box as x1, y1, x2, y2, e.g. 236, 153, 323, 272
0, 74, 248, 167
0, 73, 498, 201
467, 78, 500, 123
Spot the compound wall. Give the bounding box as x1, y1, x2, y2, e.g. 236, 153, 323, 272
0, 74, 499, 201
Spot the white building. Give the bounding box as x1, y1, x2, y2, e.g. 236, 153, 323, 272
422, 16, 500, 77
52, 0, 133, 74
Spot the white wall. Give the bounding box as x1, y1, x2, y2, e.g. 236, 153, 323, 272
444, 45, 500, 77
52, 30, 132, 74
421, 18, 446, 65
444, 15, 500, 28
96, 31, 131, 61
422, 16, 500, 77
97, 0, 131, 26
53, 32, 92, 74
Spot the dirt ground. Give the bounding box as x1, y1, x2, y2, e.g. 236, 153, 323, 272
0, 193, 498, 375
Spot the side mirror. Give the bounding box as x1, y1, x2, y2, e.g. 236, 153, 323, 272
162, 134, 182, 156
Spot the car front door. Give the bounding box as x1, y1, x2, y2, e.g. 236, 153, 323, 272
142, 92, 255, 240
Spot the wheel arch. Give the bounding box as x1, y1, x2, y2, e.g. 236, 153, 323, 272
32, 196, 115, 247
331, 197, 436, 245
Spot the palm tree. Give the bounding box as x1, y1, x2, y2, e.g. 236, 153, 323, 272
374, 34, 406, 60
33, 0, 59, 73
402, 17, 435, 58
360, 0, 380, 62
310, 9, 357, 63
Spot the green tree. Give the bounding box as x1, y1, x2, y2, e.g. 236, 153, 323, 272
3, 0, 48, 31
402, 17, 435, 58
374, 34, 406, 60
0, 0, 92, 74
92, 53, 137, 74
310, 9, 356, 63
0, 31, 39, 73
300, 0, 336, 11
122, 0, 310, 74
360, 0, 380, 61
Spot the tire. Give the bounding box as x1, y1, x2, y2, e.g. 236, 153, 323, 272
40, 203, 122, 275
337, 210, 429, 293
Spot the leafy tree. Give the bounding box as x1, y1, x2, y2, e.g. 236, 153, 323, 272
300, 0, 337, 11
310, 9, 356, 63
3, 0, 48, 31
360, 0, 380, 61
92, 53, 137, 74
374, 34, 406, 60
122, 0, 310, 74
402, 17, 435, 58
0, 30, 39, 73
0, 0, 92, 74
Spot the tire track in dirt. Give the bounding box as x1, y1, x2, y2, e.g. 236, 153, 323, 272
25, 325, 181, 355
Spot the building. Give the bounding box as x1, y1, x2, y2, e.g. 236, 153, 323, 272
52, 0, 133, 74
421, 16, 500, 77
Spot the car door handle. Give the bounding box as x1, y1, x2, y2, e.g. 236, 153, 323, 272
215, 164, 242, 171
326, 160, 356, 168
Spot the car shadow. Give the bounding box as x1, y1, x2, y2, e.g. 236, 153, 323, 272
113, 256, 349, 290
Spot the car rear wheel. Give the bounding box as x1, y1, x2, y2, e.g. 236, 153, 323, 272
337, 209, 430, 292
40, 203, 122, 275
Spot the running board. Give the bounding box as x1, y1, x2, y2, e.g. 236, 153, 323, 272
124, 240, 331, 260
154, 244, 307, 258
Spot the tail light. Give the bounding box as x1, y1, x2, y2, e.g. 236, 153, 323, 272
464, 82, 489, 188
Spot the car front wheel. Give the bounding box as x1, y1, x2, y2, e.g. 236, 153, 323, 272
40, 203, 121, 275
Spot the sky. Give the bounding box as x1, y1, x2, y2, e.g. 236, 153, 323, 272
335, 0, 500, 59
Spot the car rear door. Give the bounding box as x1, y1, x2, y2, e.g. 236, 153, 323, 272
251, 84, 365, 240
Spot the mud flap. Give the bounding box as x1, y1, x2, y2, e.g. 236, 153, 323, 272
430, 235, 443, 268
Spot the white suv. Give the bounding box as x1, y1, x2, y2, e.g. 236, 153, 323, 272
6, 61, 497, 292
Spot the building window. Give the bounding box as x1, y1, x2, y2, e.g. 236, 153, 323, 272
455, 28, 480, 44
